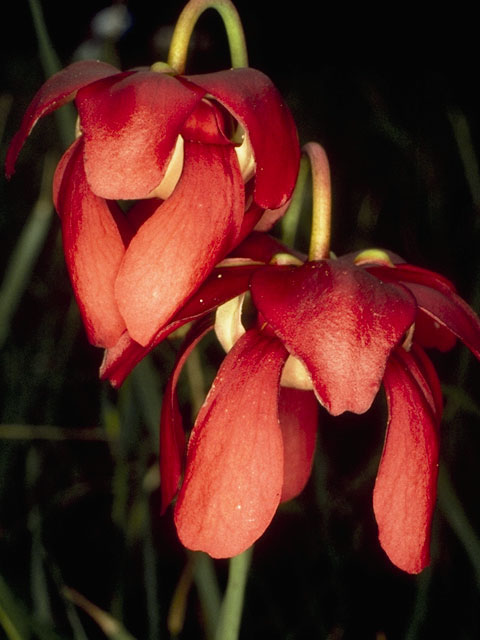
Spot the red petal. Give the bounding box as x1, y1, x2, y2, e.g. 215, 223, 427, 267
251, 261, 417, 416
278, 387, 318, 502
174, 329, 288, 558
54, 138, 132, 347
181, 98, 232, 145
404, 282, 480, 360
126, 197, 164, 233
373, 348, 439, 574
411, 309, 457, 352
100, 263, 258, 387
115, 142, 244, 346
53, 139, 78, 211
254, 201, 292, 232
230, 202, 264, 247
160, 317, 213, 513
99, 331, 142, 387
366, 263, 468, 352
371, 263, 457, 292
185, 68, 300, 208
229, 231, 297, 263
178, 264, 256, 318
76, 71, 203, 199
5, 60, 119, 178
409, 344, 443, 421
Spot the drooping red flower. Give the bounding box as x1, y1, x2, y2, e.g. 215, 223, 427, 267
97, 230, 318, 549
6, 60, 299, 348
159, 238, 480, 573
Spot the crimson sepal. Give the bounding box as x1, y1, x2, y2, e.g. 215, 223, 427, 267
411, 309, 457, 352
369, 264, 480, 358
160, 316, 214, 514
231, 203, 265, 248
373, 346, 439, 574
251, 261, 417, 416
229, 231, 299, 264
114, 141, 244, 346
100, 264, 259, 387
5, 60, 119, 178
126, 197, 164, 233
174, 329, 288, 558
278, 387, 318, 502
368, 263, 457, 292
181, 99, 232, 145
409, 344, 443, 420
184, 68, 300, 208
75, 70, 204, 199
405, 282, 480, 359
253, 200, 292, 232
54, 138, 132, 347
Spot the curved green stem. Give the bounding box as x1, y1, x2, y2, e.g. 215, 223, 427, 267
194, 552, 222, 640
280, 154, 310, 248
304, 142, 332, 261
214, 546, 253, 640
167, 0, 248, 74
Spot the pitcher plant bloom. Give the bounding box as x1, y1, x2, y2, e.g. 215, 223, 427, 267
154, 143, 480, 574
5, 1, 299, 351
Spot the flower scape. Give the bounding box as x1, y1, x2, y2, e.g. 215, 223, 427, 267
6, 0, 480, 582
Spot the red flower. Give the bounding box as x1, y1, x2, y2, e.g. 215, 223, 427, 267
6, 60, 299, 348
173, 327, 318, 558
161, 240, 480, 573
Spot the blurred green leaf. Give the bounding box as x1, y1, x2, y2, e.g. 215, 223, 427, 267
63, 587, 137, 640
438, 465, 480, 589
442, 384, 480, 421
131, 355, 162, 444
28, 0, 75, 145
0, 154, 55, 349
0, 573, 29, 640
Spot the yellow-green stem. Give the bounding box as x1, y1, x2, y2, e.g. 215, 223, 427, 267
304, 142, 332, 261
214, 546, 253, 640
167, 0, 248, 74
193, 552, 222, 640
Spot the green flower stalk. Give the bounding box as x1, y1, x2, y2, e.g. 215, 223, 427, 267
167, 0, 248, 73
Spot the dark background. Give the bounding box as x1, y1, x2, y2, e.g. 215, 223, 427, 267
1, 2, 480, 638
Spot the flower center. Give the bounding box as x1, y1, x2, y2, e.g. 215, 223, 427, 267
280, 355, 314, 391
147, 136, 184, 200
353, 248, 394, 268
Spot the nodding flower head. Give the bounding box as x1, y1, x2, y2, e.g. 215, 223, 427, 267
143, 136, 480, 573
6, 52, 299, 350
